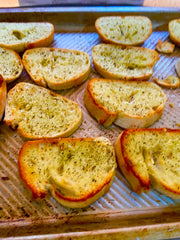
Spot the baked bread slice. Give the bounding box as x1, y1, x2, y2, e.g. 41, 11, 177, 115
95, 16, 152, 46
0, 47, 23, 83
155, 40, 175, 54
114, 128, 180, 199
154, 75, 180, 88
92, 44, 159, 81
4, 82, 82, 139
168, 19, 180, 45
0, 22, 54, 52
84, 78, 167, 128
22, 48, 91, 90
18, 137, 116, 208
0, 76, 6, 121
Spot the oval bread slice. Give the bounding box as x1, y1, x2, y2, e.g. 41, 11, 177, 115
95, 16, 152, 46
22, 48, 91, 90
168, 19, 180, 45
92, 44, 159, 81
4, 82, 82, 139
0, 47, 23, 83
18, 137, 116, 208
0, 22, 54, 52
0, 76, 6, 121
154, 75, 180, 88
114, 128, 180, 199
84, 78, 167, 128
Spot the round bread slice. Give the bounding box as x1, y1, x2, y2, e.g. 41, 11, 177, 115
84, 78, 167, 129
4, 82, 82, 139
0, 75, 6, 121
18, 137, 116, 208
95, 16, 152, 46
22, 48, 91, 90
0, 22, 54, 52
92, 44, 159, 81
168, 19, 180, 45
154, 75, 180, 88
114, 128, 180, 199
0, 47, 23, 83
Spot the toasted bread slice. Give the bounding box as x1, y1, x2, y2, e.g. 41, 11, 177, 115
0, 22, 54, 52
4, 82, 82, 139
22, 48, 91, 90
0, 76, 6, 121
154, 75, 180, 88
92, 44, 159, 81
18, 137, 116, 208
84, 78, 167, 128
114, 128, 180, 199
0, 47, 23, 83
95, 16, 152, 46
155, 40, 175, 54
168, 19, 180, 45
175, 58, 180, 77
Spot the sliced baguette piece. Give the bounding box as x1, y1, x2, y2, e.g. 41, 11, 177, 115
155, 40, 175, 54
22, 48, 91, 90
0, 76, 6, 121
95, 16, 152, 46
114, 128, 180, 199
4, 82, 82, 139
0, 22, 54, 52
0, 47, 23, 83
84, 78, 167, 128
92, 44, 159, 81
154, 75, 180, 88
168, 19, 180, 45
18, 137, 116, 208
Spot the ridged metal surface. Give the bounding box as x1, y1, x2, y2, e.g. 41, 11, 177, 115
0, 28, 180, 232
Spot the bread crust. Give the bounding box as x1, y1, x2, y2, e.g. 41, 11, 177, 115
0, 22, 54, 52
115, 128, 180, 199
92, 44, 159, 81
0, 47, 23, 83
115, 132, 150, 193
22, 48, 91, 90
95, 16, 152, 46
18, 137, 116, 208
84, 78, 167, 129
168, 19, 180, 45
154, 76, 180, 89
155, 40, 175, 54
4, 82, 83, 139
0, 76, 7, 121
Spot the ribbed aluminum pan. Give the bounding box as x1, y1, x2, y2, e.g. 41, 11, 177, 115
0, 6, 180, 239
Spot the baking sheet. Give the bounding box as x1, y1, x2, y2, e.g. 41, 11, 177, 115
0, 6, 180, 239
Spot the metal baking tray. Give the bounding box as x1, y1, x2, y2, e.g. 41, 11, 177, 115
0, 6, 180, 239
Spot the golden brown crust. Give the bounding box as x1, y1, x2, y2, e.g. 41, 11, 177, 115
0, 76, 7, 121
114, 130, 151, 193
22, 48, 91, 90
154, 76, 180, 89
0, 22, 54, 52
115, 128, 180, 199
84, 79, 117, 127
155, 40, 175, 54
0, 47, 23, 83
4, 82, 83, 139
92, 44, 159, 81
84, 78, 167, 129
168, 19, 180, 45
18, 137, 116, 208
95, 16, 152, 46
